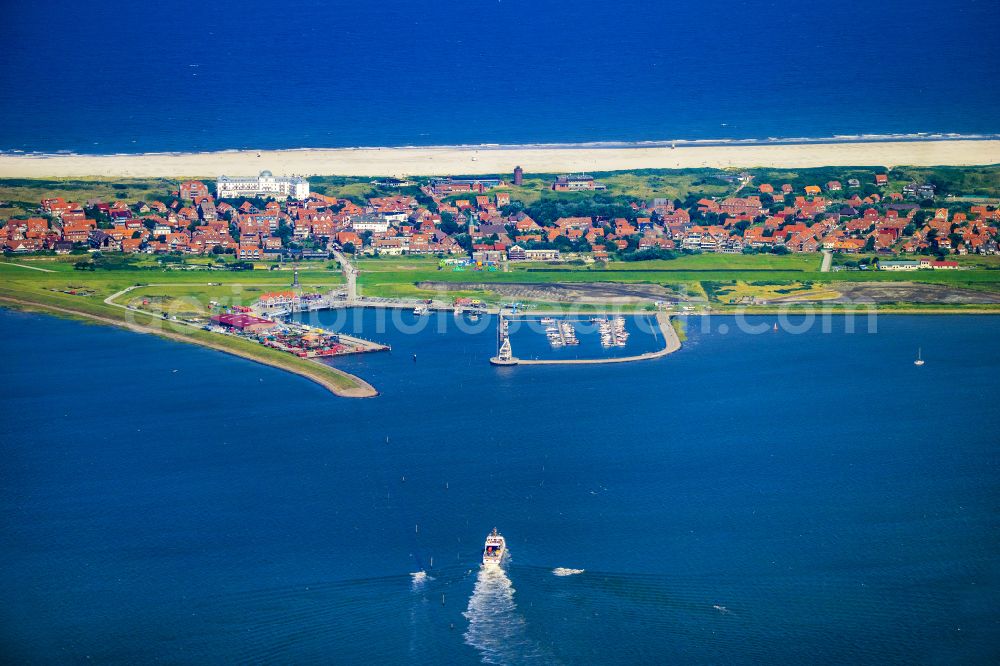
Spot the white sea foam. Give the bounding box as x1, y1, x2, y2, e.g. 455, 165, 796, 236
463, 565, 548, 664
410, 571, 433, 588
552, 568, 585, 576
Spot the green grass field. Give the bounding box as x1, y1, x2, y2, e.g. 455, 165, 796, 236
341, 253, 1000, 310
354, 254, 1000, 287
4, 252, 1000, 317
0, 260, 372, 393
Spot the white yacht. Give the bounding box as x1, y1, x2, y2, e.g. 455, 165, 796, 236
482, 528, 506, 567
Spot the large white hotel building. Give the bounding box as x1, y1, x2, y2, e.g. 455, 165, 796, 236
216, 171, 310, 200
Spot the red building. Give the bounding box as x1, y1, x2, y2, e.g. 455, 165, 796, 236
180, 180, 210, 200
211, 313, 277, 332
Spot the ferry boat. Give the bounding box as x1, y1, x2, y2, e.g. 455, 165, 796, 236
482, 528, 506, 567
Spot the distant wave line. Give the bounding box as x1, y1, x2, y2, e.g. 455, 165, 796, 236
3, 132, 998, 158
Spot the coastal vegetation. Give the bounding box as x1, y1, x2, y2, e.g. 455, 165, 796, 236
5, 253, 1000, 316
0, 261, 376, 397
7, 164, 996, 219
671, 317, 687, 342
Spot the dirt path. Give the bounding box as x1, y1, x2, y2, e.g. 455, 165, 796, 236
3, 262, 56, 272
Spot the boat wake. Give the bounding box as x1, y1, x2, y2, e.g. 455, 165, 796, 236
410, 571, 433, 588
463, 565, 548, 664
552, 568, 585, 577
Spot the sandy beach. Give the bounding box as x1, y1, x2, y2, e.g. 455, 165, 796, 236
0, 140, 998, 178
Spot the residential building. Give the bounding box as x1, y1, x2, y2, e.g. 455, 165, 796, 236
180, 181, 210, 200
552, 175, 606, 192
430, 177, 503, 195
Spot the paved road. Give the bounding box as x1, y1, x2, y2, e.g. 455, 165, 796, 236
331, 249, 358, 301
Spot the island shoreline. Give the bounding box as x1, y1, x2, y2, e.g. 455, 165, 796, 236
1, 139, 998, 178
0, 297, 379, 399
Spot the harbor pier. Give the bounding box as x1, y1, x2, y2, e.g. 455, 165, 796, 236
490, 311, 680, 366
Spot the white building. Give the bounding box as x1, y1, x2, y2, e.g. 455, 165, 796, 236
525, 249, 561, 261
350, 214, 390, 233
216, 170, 309, 200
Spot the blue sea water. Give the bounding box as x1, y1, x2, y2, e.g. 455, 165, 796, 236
0, 307, 998, 663
1, 0, 999, 154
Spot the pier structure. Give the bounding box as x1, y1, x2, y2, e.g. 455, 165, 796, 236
489, 311, 681, 367
489, 314, 519, 365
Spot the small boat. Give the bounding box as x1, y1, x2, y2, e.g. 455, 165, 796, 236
914, 348, 925, 366
482, 528, 506, 567
773, 322, 778, 332
413, 305, 430, 316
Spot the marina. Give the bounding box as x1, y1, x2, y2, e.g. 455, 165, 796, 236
491, 311, 680, 366
594, 315, 630, 348
542, 317, 580, 348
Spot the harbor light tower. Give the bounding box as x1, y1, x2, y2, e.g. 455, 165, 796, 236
489, 315, 519, 366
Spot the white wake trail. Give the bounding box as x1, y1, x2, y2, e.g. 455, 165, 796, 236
462, 565, 550, 664
552, 568, 584, 577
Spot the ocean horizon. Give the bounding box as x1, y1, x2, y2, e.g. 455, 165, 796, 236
2, 0, 998, 155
